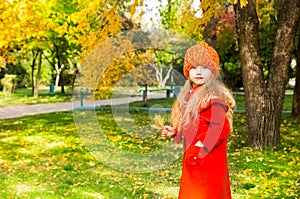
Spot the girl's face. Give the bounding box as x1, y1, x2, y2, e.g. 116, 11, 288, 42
189, 66, 212, 86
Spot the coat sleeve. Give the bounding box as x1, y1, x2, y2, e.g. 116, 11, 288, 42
172, 127, 182, 143
196, 101, 230, 158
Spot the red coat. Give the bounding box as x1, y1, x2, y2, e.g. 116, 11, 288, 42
173, 95, 232, 199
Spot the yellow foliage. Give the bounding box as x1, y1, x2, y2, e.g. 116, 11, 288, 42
129, 3, 137, 15
240, 0, 248, 8
0, 0, 52, 66
0, 56, 6, 68
232, 0, 248, 8
256, 0, 276, 25
73, 0, 126, 62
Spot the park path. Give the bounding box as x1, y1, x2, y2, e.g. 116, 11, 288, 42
0, 93, 166, 120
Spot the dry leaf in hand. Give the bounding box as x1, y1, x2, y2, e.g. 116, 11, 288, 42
151, 114, 165, 130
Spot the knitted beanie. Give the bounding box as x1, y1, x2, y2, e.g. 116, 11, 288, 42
183, 42, 220, 78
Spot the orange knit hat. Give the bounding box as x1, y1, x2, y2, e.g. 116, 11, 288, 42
183, 42, 220, 78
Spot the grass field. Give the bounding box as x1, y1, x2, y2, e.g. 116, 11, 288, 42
0, 87, 72, 107
0, 107, 299, 198
128, 93, 293, 112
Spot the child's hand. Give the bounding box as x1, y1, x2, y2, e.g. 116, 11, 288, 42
162, 126, 176, 137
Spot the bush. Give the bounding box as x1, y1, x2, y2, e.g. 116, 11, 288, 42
1, 74, 17, 98
94, 87, 112, 99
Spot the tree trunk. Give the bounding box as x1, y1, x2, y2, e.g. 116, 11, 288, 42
60, 72, 65, 94
55, 64, 60, 87
291, 24, 300, 119
235, 0, 300, 148
204, 17, 217, 48
34, 50, 42, 99
54, 60, 65, 93
143, 84, 148, 107
31, 50, 39, 95
161, 64, 173, 87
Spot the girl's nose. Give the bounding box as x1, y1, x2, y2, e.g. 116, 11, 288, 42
196, 68, 202, 74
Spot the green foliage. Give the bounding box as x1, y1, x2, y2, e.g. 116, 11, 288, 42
160, 0, 205, 41
257, 0, 278, 75
221, 62, 243, 90
0, 62, 28, 88
216, 14, 242, 89
0, 54, 53, 89
21, 54, 53, 87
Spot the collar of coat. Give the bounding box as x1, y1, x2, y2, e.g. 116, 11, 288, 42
197, 97, 229, 113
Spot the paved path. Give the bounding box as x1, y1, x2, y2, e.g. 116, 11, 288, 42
0, 93, 167, 120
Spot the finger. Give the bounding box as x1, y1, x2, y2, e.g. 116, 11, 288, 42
164, 126, 172, 131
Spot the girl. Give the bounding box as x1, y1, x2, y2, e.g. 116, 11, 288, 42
162, 42, 235, 199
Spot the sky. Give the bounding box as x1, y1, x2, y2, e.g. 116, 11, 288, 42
136, 0, 166, 29
136, 0, 202, 29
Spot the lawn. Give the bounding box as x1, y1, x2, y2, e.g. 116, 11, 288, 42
0, 87, 72, 107
0, 107, 299, 198
128, 92, 293, 112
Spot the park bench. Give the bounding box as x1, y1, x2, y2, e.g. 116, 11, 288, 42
139, 87, 181, 101
139, 88, 172, 101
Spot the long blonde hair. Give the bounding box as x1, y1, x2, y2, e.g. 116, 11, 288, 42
170, 76, 236, 131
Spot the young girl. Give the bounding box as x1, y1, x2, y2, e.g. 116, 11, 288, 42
162, 42, 235, 199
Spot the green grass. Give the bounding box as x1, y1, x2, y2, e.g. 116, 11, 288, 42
0, 109, 299, 198
128, 93, 293, 112
0, 87, 72, 107
232, 93, 293, 111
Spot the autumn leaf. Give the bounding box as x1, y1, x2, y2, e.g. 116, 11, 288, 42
151, 114, 165, 131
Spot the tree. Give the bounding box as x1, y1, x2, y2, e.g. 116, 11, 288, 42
73, 0, 153, 98
156, 0, 299, 148
149, 49, 173, 88
22, 0, 56, 97
0, 0, 24, 69
93, 30, 155, 99
72, 0, 138, 60
43, 0, 81, 93
29, 49, 43, 98
0, 0, 52, 97
160, 0, 205, 41
216, 6, 242, 89
234, 0, 300, 148
160, 0, 243, 90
